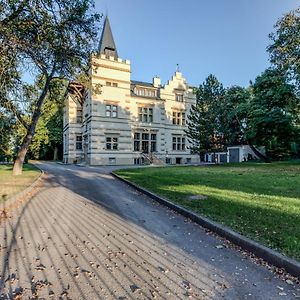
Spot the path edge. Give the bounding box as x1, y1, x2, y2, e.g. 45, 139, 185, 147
111, 171, 300, 279
0, 163, 44, 214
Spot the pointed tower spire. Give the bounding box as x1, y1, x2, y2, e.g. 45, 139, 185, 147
98, 16, 118, 58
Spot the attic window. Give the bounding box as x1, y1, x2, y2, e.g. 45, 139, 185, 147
135, 88, 156, 98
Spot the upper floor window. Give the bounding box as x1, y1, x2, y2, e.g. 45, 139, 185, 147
106, 81, 118, 87
106, 104, 118, 118
106, 136, 118, 150
76, 135, 82, 150
76, 107, 82, 123
138, 107, 153, 123
176, 93, 184, 102
172, 111, 185, 126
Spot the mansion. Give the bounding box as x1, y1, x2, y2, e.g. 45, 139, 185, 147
63, 17, 200, 165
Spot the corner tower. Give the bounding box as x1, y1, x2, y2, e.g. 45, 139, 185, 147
98, 16, 118, 58
88, 16, 132, 165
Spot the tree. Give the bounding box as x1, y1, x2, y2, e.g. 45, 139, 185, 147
186, 75, 225, 159
0, 112, 14, 161
0, 0, 100, 175
12, 82, 65, 161
223, 86, 251, 146
268, 8, 300, 93
246, 69, 299, 160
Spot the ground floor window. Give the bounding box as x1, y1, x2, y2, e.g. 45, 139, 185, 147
166, 157, 171, 164
109, 157, 116, 164
134, 132, 156, 153
172, 135, 186, 151
176, 157, 182, 164
134, 158, 141, 165
76, 135, 82, 150
106, 136, 118, 150
64, 134, 67, 152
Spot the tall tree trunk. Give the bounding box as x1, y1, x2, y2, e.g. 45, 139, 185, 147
248, 142, 270, 163
53, 146, 58, 161
12, 72, 54, 175
12, 131, 34, 175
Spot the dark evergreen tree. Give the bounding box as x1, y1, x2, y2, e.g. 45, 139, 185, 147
186, 75, 225, 160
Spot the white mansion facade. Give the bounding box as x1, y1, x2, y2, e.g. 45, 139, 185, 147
63, 17, 200, 165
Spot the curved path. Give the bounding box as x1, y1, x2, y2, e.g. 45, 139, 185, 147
0, 162, 299, 299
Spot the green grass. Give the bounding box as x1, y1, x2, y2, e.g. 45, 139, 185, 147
116, 161, 300, 261
0, 164, 40, 202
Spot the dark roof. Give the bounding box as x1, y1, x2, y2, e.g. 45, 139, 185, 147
131, 80, 154, 87
98, 16, 118, 58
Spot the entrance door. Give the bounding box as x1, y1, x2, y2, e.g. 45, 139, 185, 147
229, 148, 240, 163
135, 132, 157, 154
142, 141, 149, 153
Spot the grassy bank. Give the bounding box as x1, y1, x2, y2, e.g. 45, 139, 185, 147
116, 161, 300, 261
0, 164, 41, 202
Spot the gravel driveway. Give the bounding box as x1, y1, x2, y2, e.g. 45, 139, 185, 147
0, 162, 299, 299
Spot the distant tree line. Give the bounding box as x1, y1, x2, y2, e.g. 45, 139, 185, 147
186, 8, 300, 162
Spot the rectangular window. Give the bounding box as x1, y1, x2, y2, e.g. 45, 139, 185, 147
138, 107, 153, 123
106, 104, 118, 118
76, 135, 82, 150
172, 135, 186, 151
142, 133, 149, 140
76, 108, 82, 123
106, 136, 118, 150
106, 81, 112, 86
112, 82, 118, 87
109, 157, 116, 164
176, 94, 184, 102
172, 111, 186, 126
135, 88, 156, 98
134, 132, 156, 152
64, 134, 67, 152
134, 132, 140, 151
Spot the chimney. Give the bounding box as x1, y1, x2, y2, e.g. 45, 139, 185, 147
153, 76, 161, 87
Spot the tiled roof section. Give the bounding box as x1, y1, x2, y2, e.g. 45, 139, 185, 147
131, 80, 154, 87
98, 16, 118, 58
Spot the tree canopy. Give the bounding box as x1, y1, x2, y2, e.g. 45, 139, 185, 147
268, 8, 300, 93
0, 0, 101, 174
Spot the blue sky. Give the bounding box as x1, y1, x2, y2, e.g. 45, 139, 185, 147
95, 0, 299, 88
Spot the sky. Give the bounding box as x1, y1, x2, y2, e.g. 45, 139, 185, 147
95, 0, 299, 88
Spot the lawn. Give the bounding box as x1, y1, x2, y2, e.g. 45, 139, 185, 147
0, 164, 41, 202
115, 161, 300, 261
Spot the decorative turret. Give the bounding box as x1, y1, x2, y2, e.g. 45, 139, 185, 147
98, 16, 118, 58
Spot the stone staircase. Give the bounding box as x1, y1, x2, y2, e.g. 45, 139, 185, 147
141, 153, 165, 165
